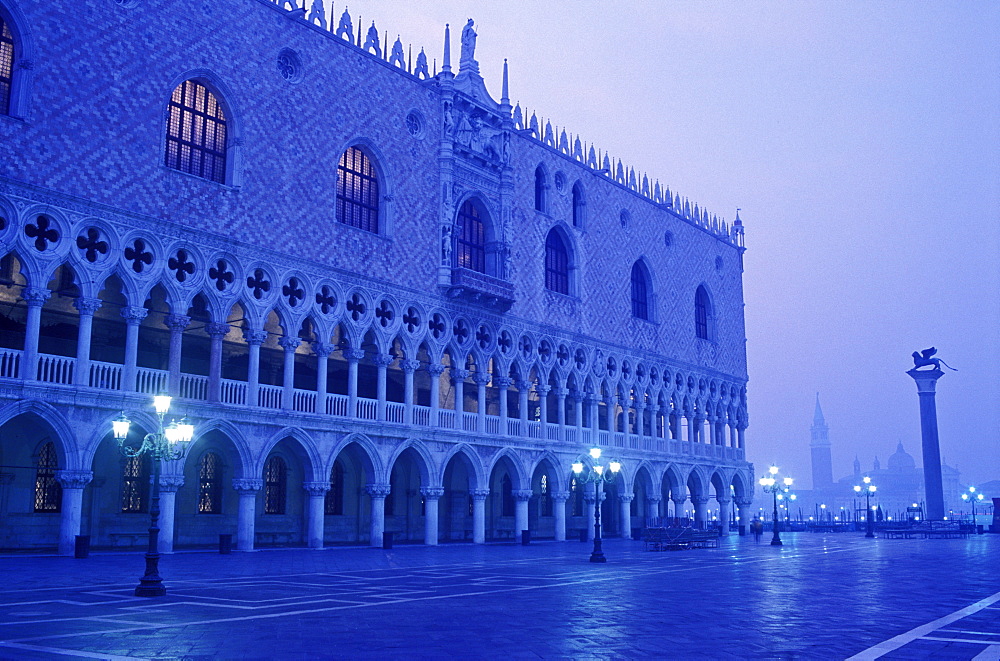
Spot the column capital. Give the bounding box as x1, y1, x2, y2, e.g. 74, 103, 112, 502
164, 314, 191, 332
551, 491, 570, 503
907, 367, 945, 393
470, 488, 490, 500
303, 481, 331, 496
472, 371, 491, 386
159, 475, 185, 492
278, 335, 301, 351
535, 384, 551, 396
717, 496, 732, 506
493, 376, 512, 389
619, 494, 634, 503
121, 305, 149, 324
22, 287, 51, 306
364, 483, 391, 498
513, 489, 534, 502
515, 380, 532, 392
232, 478, 263, 493
570, 390, 585, 403
242, 328, 268, 346
400, 358, 421, 373
734, 497, 754, 507
420, 486, 445, 499
647, 495, 662, 504
426, 363, 446, 377
55, 469, 93, 489
206, 322, 231, 339
553, 387, 568, 398
450, 367, 470, 382
691, 496, 711, 506
312, 342, 334, 358
73, 296, 102, 315
671, 496, 687, 506
372, 352, 394, 368
344, 348, 365, 362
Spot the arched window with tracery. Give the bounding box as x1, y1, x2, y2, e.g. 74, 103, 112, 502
165, 80, 228, 183
695, 285, 713, 340
570, 477, 583, 516
198, 452, 222, 514
501, 474, 514, 517
33, 442, 61, 513
534, 166, 546, 212
121, 454, 149, 513
631, 261, 649, 320
544, 229, 569, 295
337, 146, 380, 233
0, 16, 14, 116
264, 455, 287, 515
455, 199, 485, 273
539, 474, 553, 517
325, 460, 344, 515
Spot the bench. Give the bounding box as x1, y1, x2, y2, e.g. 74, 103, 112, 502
109, 532, 148, 547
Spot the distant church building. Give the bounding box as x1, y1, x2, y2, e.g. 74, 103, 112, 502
0, 0, 754, 554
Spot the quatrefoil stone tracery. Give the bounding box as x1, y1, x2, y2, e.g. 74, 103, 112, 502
76, 228, 109, 263
25, 216, 59, 252
167, 249, 195, 283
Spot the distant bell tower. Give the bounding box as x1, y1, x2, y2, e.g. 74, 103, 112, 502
810, 393, 834, 489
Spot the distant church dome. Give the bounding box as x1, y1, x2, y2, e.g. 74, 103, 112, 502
888, 442, 916, 471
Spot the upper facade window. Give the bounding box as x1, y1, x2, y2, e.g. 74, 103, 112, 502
455, 199, 485, 273
571, 182, 584, 227
544, 229, 569, 295
0, 16, 14, 115
695, 285, 714, 340
534, 166, 546, 212
631, 262, 649, 320
165, 80, 228, 184
337, 146, 380, 233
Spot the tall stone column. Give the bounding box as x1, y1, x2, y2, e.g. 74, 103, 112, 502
121, 306, 148, 391
365, 484, 390, 547
572, 391, 585, 438
206, 322, 230, 403
907, 367, 947, 520
552, 491, 569, 541
303, 481, 330, 549
735, 497, 753, 535
21, 287, 50, 381
693, 496, 710, 530
243, 328, 267, 408
619, 494, 634, 539
56, 470, 93, 556
471, 489, 489, 544
473, 371, 490, 432
495, 376, 511, 436
73, 297, 101, 386
647, 495, 662, 524
233, 478, 262, 551
672, 496, 687, 524
401, 359, 420, 424
278, 336, 300, 410
344, 348, 365, 418
156, 474, 185, 553
605, 395, 616, 435
374, 352, 392, 421
555, 387, 568, 438
421, 487, 444, 545
536, 385, 551, 433
513, 489, 533, 536
427, 363, 444, 427
165, 314, 190, 396
516, 380, 531, 436
451, 368, 468, 430
635, 402, 645, 439
313, 343, 333, 414
717, 497, 732, 536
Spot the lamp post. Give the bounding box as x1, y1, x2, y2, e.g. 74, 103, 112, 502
111, 395, 194, 597
853, 476, 877, 538
571, 447, 622, 563
961, 486, 984, 528
758, 466, 792, 546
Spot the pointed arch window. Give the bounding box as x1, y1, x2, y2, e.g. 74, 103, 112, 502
121, 454, 149, 513
571, 182, 584, 227
534, 166, 546, 212
539, 474, 553, 517
631, 261, 649, 320
695, 285, 713, 340
501, 474, 514, 517
165, 80, 228, 184
570, 477, 583, 517
325, 460, 344, 515
455, 199, 486, 273
544, 229, 569, 295
337, 146, 380, 233
264, 455, 287, 515
198, 452, 222, 514
33, 442, 61, 513
0, 17, 14, 116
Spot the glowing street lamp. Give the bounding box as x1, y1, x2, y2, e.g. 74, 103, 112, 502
571, 447, 622, 563
962, 486, 984, 528
853, 476, 877, 538
111, 395, 194, 596
759, 466, 792, 546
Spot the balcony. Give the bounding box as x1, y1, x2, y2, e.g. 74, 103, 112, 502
445, 267, 516, 311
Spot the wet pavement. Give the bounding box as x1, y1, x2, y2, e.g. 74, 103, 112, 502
0, 532, 997, 659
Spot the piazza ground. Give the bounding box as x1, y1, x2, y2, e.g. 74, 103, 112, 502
0, 532, 997, 660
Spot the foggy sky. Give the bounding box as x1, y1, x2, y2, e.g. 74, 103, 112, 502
347, 1, 1000, 487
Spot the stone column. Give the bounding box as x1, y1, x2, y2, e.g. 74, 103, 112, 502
233, 478, 262, 551
121, 306, 148, 392
156, 474, 185, 553
718, 497, 732, 536
635, 401, 645, 439
907, 367, 947, 520
420, 487, 444, 545
427, 363, 444, 427
555, 387, 568, 438
344, 348, 364, 418
206, 322, 230, 403
514, 489, 533, 537
21, 287, 50, 381
536, 384, 551, 432
471, 489, 489, 544
620, 494, 634, 539
365, 483, 390, 547
451, 368, 468, 430
516, 380, 531, 437
586, 393, 598, 433
736, 497, 753, 535
737, 422, 747, 450
647, 495, 662, 524
373, 352, 393, 421
313, 343, 333, 414
278, 335, 300, 410
693, 496, 710, 529
165, 314, 190, 396
605, 395, 616, 435
672, 496, 687, 524
303, 481, 330, 549
243, 328, 267, 408
473, 371, 490, 432
584, 492, 596, 541
56, 470, 93, 556
572, 391, 585, 438
401, 359, 419, 424
73, 297, 101, 386
495, 376, 511, 436
552, 491, 569, 541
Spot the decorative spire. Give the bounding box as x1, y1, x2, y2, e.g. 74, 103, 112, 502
813, 393, 825, 426
442, 23, 452, 74
501, 59, 510, 107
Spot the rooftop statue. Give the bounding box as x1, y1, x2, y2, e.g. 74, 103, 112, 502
911, 347, 956, 371
460, 19, 477, 68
